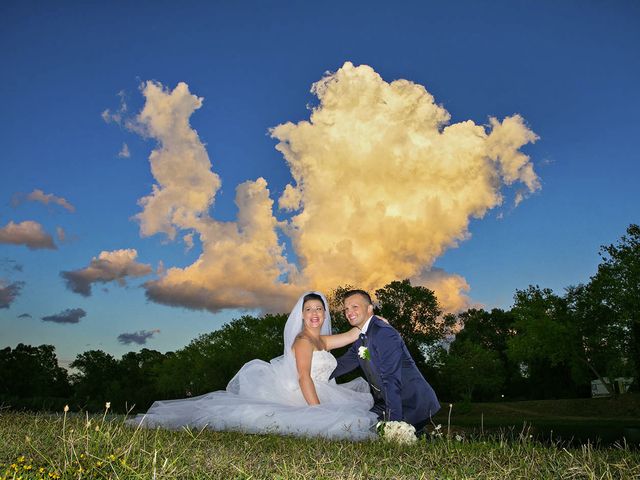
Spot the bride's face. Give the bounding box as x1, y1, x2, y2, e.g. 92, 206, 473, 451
302, 299, 325, 330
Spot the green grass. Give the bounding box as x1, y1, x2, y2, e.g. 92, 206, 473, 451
1, 405, 639, 479
431, 394, 640, 446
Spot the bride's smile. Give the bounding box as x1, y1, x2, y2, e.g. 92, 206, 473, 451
303, 300, 325, 329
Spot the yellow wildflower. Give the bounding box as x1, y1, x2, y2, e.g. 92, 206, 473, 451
17, 457, 25, 463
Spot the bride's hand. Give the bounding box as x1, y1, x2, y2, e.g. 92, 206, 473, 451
349, 326, 360, 341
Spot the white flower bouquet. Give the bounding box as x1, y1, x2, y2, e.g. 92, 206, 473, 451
376, 420, 417, 444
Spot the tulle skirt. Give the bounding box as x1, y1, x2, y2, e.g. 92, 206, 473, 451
127, 354, 377, 441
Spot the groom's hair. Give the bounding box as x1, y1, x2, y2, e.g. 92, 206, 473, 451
342, 289, 372, 305
302, 292, 326, 310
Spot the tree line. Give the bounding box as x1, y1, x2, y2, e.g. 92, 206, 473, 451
1, 224, 637, 412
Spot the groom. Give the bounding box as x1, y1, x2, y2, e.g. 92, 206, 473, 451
330, 289, 440, 431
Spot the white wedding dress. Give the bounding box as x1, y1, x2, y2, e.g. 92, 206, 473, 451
128, 293, 378, 441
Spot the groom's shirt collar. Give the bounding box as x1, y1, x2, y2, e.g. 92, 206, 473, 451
361, 315, 374, 335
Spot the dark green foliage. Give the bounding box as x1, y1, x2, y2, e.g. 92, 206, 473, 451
3, 225, 638, 410
375, 279, 455, 371
70, 350, 122, 411
0, 344, 71, 410
506, 286, 589, 399
154, 313, 287, 399
441, 309, 515, 401
441, 339, 505, 402
591, 224, 640, 387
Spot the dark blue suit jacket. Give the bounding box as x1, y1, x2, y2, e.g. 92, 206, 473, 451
331, 316, 440, 426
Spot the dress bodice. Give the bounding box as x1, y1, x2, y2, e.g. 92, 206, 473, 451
311, 350, 337, 383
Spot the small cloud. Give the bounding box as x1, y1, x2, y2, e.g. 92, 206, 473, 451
102, 90, 128, 125
0, 221, 56, 250
41, 307, 86, 324
101, 109, 118, 123
13, 189, 75, 213
0, 280, 24, 309
117, 329, 160, 345
56, 226, 66, 242
18, 313, 32, 318
118, 143, 131, 158
61, 249, 153, 296
183, 233, 194, 251
0, 258, 23, 273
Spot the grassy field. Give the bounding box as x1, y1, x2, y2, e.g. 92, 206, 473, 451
1, 398, 639, 480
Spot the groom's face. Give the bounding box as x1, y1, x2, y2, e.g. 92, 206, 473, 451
343, 294, 373, 329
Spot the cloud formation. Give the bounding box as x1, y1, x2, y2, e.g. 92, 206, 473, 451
18, 313, 32, 318
61, 249, 152, 296
124, 63, 539, 314
0, 220, 56, 250
271, 62, 539, 310
12, 189, 75, 212
118, 143, 130, 158
0, 280, 24, 309
132, 81, 299, 312
42, 308, 86, 324
117, 329, 160, 345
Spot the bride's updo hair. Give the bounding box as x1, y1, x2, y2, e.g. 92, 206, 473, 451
302, 292, 326, 311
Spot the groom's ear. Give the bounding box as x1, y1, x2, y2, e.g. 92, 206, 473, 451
367, 303, 374, 316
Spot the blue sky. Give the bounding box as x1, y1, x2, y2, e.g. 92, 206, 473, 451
1, 0, 638, 366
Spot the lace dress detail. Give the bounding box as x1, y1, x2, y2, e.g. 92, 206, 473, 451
311, 350, 337, 382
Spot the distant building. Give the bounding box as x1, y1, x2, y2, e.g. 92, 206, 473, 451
591, 377, 634, 397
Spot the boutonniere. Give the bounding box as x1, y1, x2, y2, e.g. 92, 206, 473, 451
358, 346, 371, 360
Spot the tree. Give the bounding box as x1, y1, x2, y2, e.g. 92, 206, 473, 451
449, 308, 522, 399
375, 279, 456, 370
441, 339, 505, 402
507, 286, 589, 398
154, 313, 288, 398
118, 349, 167, 411
70, 350, 121, 411
565, 283, 630, 392
590, 224, 640, 385
0, 344, 70, 408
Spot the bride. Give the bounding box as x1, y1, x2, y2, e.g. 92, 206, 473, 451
127, 292, 378, 440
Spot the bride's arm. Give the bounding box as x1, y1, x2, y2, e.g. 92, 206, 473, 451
293, 337, 320, 405
322, 316, 390, 350
321, 327, 360, 351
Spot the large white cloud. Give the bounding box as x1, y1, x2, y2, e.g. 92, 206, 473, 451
271, 62, 539, 310
126, 63, 539, 314
61, 249, 152, 296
